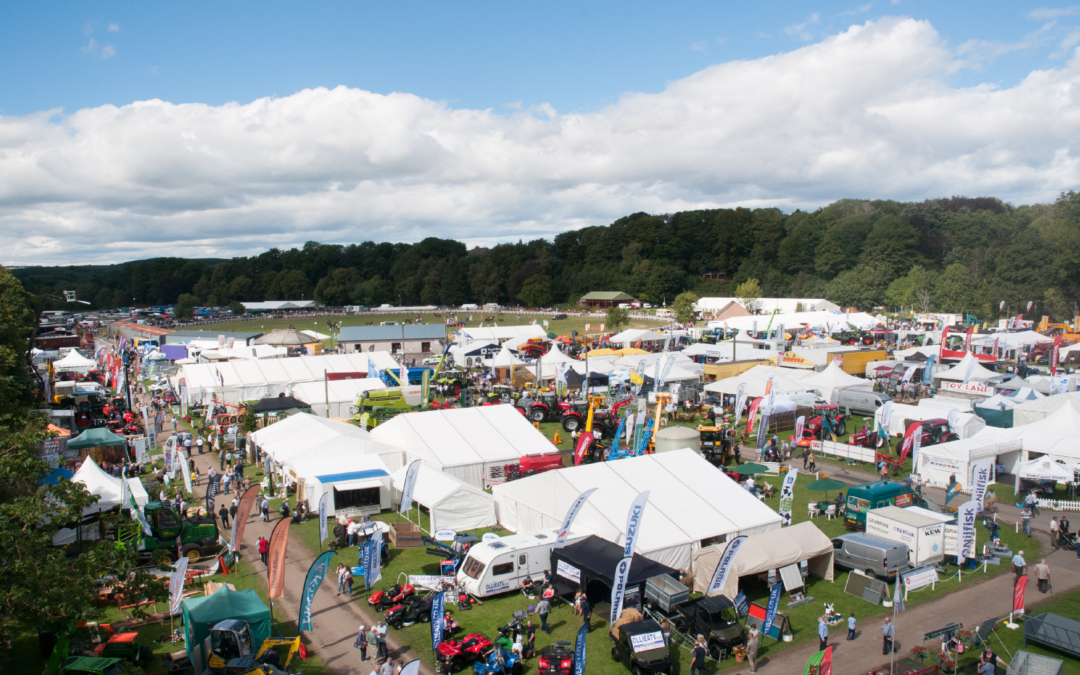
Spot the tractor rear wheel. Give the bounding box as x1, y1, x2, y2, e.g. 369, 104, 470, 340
180, 543, 202, 562
562, 416, 581, 432
529, 408, 546, 423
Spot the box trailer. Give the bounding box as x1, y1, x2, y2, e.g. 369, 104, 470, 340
826, 348, 888, 376
865, 505, 945, 568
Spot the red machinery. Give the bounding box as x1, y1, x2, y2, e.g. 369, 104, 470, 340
503, 453, 564, 481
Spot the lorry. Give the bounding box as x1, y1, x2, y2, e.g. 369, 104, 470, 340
865, 505, 946, 568
135, 501, 221, 561
843, 480, 930, 531
457, 529, 588, 597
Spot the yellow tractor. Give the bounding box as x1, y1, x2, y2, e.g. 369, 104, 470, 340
207, 619, 303, 675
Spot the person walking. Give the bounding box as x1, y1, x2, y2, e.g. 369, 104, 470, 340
525, 620, 535, 658
365, 626, 379, 663
345, 567, 354, 596
1026, 490, 1039, 517
337, 564, 347, 595
1060, 515, 1071, 548
280, 499, 291, 520
581, 596, 592, 633
818, 616, 829, 651
258, 536, 269, 565
218, 504, 230, 529
261, 496, 270, 522
847, 613, 857, 641
1035, 559, 1051, 593
1051, 517, 1060, 550
881, 617, 894, 655
802, 446, 810, 470
351, 624, 368, 661
746, 626, 760, 673
808, 450, 817, 473
690, 636, 707, 675
1021, 507, 1032, 536
230, 499, 238, 524
1013, 550, 1026, 581
535, 597, 552, 634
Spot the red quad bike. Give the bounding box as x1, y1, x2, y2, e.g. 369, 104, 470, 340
367, 583, 415, 612
538, 641, 575, 674
435, 632, 493, 673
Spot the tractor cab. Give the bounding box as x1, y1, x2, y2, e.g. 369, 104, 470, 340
921, 419, 959, 445
209, 620, 256, 672
696, 426, 729, 465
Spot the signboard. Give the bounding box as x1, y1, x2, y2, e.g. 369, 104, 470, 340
943, 523, 977, 557
408, 575, 456, 591
940, 382, 994, 396
557, 560, 582, 583
902, 566, 939, 592
629, 631, 665, 653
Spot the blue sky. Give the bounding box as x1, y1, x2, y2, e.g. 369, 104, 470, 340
2, 2, 1079, 265
2, 1, 1072, 117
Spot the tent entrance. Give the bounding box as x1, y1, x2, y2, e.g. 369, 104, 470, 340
333, 483, 381, 517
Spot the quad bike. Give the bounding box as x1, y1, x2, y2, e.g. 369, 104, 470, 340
386, 596, 432, 629
473, 649, 523, 675
435, 633, 493, 673
367, 583, 415, 612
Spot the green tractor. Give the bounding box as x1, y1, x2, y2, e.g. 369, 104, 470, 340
132, 501, 221, 562
435, 371, 471, 395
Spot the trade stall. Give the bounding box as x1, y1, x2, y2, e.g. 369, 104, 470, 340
53, 457, 150, 545
371, 405, 553, 489
873, 403, 986, 439
289, 455, 392, 518
389, 462, 496, 532
704, 365, 816, 398
799, 361, 872, 401
53, 350, 98, 373
914, 434, 1023, 487
1015, 457, 1075, 496
492, 449, 781, 570
249, 412, 404, 473
67, 428, 131, 463
549, 535, 681, 606
933, 352, 999, 398
691, 521, 834, 599
1013, 392, 1080, 426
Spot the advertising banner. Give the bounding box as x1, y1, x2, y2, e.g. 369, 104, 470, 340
365, 530, 383, 588
779, 469, 798, 526
706, 535, 747, 595
555, 487, 597, 548
168, 557, 189, 615
1013, 575, 1027, 614
298, 551, 336, 631
793, 416, 805, 444
430, 591, 445, 650
899, 422, 920, 463
267, 517, 292, 599
956, 502, 978, 566
231, 485, 260, 553
971, 460, 993, 511
319, 492, 329, 544
611, 491, 650, 623
746, 397, 763, 436
574, 433, 593, 466
763, 582, 783, 636
574, 624, 588, 675
399, 460, 422, 513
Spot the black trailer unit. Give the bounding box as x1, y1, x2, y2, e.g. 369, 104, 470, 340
549, 536, 681, 612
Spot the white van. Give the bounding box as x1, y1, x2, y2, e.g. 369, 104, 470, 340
457, 529, 588, 597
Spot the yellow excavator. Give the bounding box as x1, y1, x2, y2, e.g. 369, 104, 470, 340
207, 620, 303, 675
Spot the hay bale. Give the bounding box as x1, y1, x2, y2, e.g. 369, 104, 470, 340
610, 607, 644, 638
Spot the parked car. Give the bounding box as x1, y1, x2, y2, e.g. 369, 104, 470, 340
831, 532, 910, 581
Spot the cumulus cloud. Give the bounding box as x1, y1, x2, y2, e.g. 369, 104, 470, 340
4, 16, 1080, 265
785, 13, 821, 40
1029, 6, 1080, 20
108, 23, 120, 32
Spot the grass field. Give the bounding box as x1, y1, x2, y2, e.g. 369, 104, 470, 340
182, 311, 669, 349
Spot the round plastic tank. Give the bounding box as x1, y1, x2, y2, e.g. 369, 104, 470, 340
653, 425, 700, 454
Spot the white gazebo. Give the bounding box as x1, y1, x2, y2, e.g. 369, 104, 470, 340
53, 350, 98, 373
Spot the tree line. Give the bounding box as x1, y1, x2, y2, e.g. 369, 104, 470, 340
12, 191, 1080, 320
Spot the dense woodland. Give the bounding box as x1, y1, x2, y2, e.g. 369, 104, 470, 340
12, 192, 1080, 319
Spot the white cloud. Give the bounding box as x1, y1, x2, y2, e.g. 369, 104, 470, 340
784, 13, 821, 40
101, 45, 116, 59
953, 21, 1057, 70
841, 4, 874, 16
108, 23, 120, 32
690, 40, 709, 53
1028, 6, 1080, 20
5, 17, 1080, 265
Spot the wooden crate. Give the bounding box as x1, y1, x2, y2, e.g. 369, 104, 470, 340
388, 521, 423, 548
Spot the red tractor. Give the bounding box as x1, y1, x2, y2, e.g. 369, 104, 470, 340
560, 397, 632, 434
800, 405, 849, 442
849, 427, 888, 449
522, 391, 570, 423
435, 633, 494, 673
503, 453, 564, 481
917, 418, 960, 446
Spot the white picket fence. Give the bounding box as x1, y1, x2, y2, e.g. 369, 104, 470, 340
1037, 498, 1080, 512
809, 440, 877, 463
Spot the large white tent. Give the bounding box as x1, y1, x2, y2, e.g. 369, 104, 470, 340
1013, 391, 1080, 426
458, 324, 547, 345
491, 449, 782, 570
706, 310, 878, 333
54, 350, 98, 373
914, 434, 1023, 488
691, 521, 834, 598
177, 352, 398, 404
704, 365, 815, 398
249, 413, 405, 474
873, 403, 986, 438
289, 378, 387, 418
390, 462, 496, 532
371, 405, 555, 489
289, 455, 392, 517
608, 329, 667, 346
799, 362, 872, 401
934, 352, 999, 382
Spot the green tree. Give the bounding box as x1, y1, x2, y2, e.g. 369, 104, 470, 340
862, 216, 921, 271
314, 268, 359, 306
933, 264, 980, 313
516, 275, 552, 308
735, 278, 763, 313
228, 300, 246, 316
174, 293, 198, 319
605, 306, 630, 333
673, 291, 700, 323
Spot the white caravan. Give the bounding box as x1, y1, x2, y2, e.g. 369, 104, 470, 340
457, 528, 588, 597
